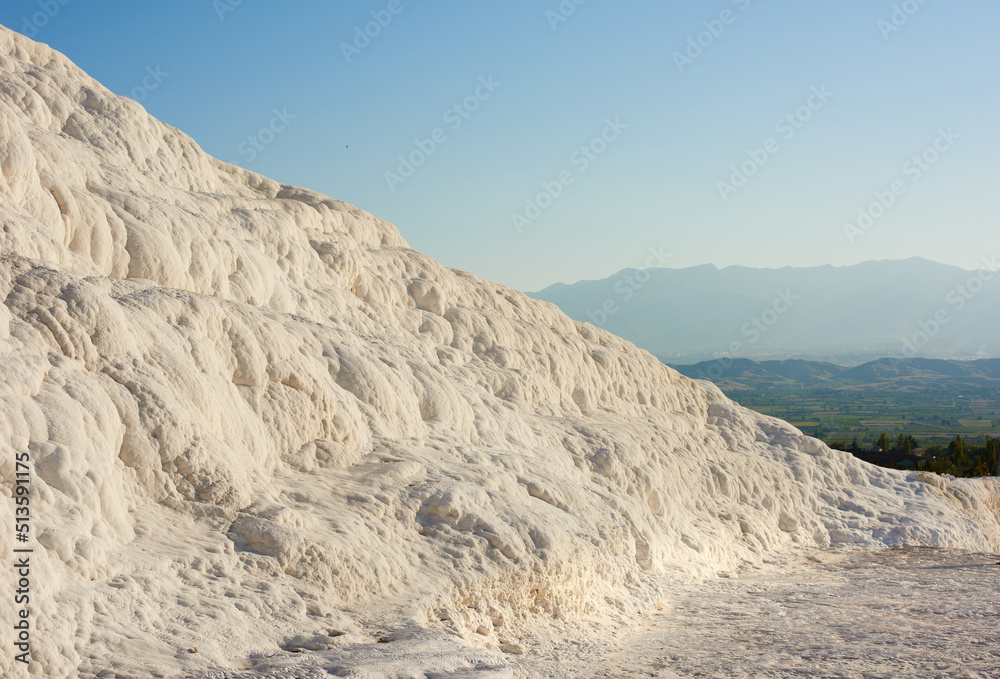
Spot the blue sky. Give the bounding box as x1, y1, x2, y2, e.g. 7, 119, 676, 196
2, 1, 998, 291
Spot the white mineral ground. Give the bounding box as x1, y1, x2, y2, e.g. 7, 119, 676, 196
0, 25, 997, 679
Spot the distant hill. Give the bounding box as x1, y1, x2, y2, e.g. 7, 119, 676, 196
670, 357, 1000, 391
528, 258, 1000, 363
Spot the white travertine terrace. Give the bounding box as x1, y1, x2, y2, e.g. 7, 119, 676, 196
0, 26, 997, 678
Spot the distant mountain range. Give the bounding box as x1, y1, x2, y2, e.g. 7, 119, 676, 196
528, 258, 1000, 364
670, 357, 1000, 392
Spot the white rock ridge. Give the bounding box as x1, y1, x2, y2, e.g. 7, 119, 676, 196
0, 26, 997, 679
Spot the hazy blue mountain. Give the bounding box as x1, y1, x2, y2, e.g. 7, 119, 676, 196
667, 358, 846, 386
528, 258, 1000, 363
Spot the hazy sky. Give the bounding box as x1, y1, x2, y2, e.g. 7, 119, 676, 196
2, 1, 997, 291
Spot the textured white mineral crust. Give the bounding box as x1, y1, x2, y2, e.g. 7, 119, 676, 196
0, 26, 997, 678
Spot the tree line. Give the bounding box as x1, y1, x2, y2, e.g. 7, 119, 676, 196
829, 434, 999, 478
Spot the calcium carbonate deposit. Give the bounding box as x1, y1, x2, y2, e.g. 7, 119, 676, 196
0, 26, 997, 678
